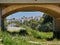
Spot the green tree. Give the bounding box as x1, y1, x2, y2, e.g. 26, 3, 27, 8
42, 13, 53, 24
28, 19, 39, 29
38, 13, 53, 32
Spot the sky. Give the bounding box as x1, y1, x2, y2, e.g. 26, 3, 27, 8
6, 11, 44, 19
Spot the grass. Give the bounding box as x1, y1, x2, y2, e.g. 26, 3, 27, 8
0, 26, 60, 45
22, 25, 53, 39
0, 31, 39, 45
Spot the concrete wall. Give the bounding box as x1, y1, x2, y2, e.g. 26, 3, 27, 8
0, 0, 60, 3
53, 18, 60, 39
55, 18, 60, 31
0, 7, 2, 27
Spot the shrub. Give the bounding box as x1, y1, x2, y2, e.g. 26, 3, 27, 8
19, 30, 29, 36
31, 30, 41, 39
38, 22, 53, 32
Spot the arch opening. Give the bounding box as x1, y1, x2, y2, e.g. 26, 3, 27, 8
3, 11, 54, 40
1, 4, 60, 40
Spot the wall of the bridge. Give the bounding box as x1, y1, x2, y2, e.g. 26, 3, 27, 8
55, 18, 60, 31
0, 7, 2, 27
53, 18, 60, 39
0, 0, 60, 3
0, 7, 6, 31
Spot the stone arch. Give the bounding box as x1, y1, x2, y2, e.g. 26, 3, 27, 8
2, 5, 60, 19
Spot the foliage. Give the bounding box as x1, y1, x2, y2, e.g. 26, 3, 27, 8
22, 13, 53, 32
38, 22, 53, 32
37, 13, 53, 32
1, 13, 54, 45
22, 25, 53, 39
0, 26, 54, 45
42, 13, 53, 24
27, 19, 39, 29
0, 30, 40, 45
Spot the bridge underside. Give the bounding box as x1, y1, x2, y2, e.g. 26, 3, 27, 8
0, 4, 60, 39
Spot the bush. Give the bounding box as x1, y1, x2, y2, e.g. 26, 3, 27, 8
22, 25, 53, 39
30, 30, 53, 39
38, 22, 53, 32
19, 30, 29, 36
31, 30, 41, 39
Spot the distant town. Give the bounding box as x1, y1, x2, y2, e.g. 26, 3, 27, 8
6, 16, 41, 23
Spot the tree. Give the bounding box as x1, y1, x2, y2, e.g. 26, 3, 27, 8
42, 13, 53, 24
28, 19, 39, 30
38, 13, 53, 32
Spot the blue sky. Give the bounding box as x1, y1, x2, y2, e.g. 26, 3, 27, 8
7, 11, 43, 19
